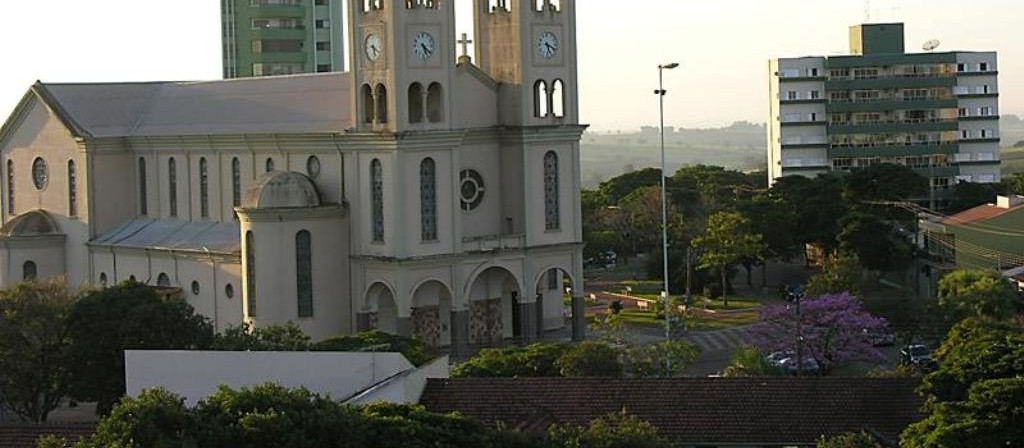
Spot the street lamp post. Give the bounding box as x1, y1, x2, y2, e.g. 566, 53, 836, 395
655, 62, 679, 342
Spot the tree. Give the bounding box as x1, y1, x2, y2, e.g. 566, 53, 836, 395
623, 340, 700, 378
806, 253, 866, 296
212, 322, 311, 351
817, 431, 885, 448
313, 330, 436, 366
451, 343, 569, 378
738, 193, 799, 285
721, 346, 781, 377
65, 280, 215, 415
693, 211, 765, 306
751, 293, 889, 373
837, 212, 913, 276
83, 387, 192, 448
842, 163, 928, 204
936, 270, 1018, 323
548, 410, 670, 448
919, 318, 1024, 404
556, 342, 624, 378
901, 377, 1024, 448
595, 168, 663, 206
0, 279, 76, 422
770, 174, 848, 254
947, 181, 998, 214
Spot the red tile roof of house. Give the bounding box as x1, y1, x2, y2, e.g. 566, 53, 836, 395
944, 203, 1023, 225
0, 423, 93, 448
420, 377, 923, 446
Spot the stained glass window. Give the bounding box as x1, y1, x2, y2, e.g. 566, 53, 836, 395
371, 159, 384, 242
420, 158, 437, 241
138, 158, 147, 215
68, 160, 77, 217
168, 158, 178, 217
232, 157, 241, 208
199, 157, 209, 218
6, 159, 13, 214
246, 231, 256, 316
544, 151, 560, 231
296, 230, 313, 317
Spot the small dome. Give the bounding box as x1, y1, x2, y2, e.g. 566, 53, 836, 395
242, 171, 321, 209
1, 210, 61, 237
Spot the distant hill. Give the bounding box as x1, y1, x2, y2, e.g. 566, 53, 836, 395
582, 121, 766, 188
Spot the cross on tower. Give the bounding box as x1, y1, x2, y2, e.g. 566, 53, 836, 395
458, 33, 473, 61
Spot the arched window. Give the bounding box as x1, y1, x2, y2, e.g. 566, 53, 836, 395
99, 272, 108, 288
371, 159, 384, 243
362, 84, 374, 124
487, 0, 511, 13
231, 157, 241, 208
544, 151, 560, 231
534, 80, 549, 118
535, 0, 544, 11
265, 158, 275, 173
22, 261, 37, 281
6, 159, 13, 214
157, 273, 170, 287
420, 158, 437, 241
551, 79, 565, 118
408, 83, 424, 123
245, 230, 256, 317
138, 157, 148, 215
168, 157, 178, 217
296, 230, 313, 317
550, 0, 561, 11
67, 160, 77, 217
199, 157, 209, 218
427, 83, 444, 123
374, 84, 388, 124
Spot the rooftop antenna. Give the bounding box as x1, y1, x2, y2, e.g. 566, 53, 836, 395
923, 39, 941, 52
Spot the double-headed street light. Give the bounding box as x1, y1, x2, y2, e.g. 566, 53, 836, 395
655, 62, 679, 342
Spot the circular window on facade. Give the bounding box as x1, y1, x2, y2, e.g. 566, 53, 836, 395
225, 284, 235, 299
460, 169, 485, 211
32, 157, 48, 190
191, 280, 201, 295
307, 156, 321, 179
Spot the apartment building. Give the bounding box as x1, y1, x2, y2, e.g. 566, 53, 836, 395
768, 23, 1000, 204
222, 0, 345, 78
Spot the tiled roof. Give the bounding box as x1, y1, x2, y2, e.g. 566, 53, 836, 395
0, 423, 94, 448
420, 377, 924, 446
944, 203, 1022, 225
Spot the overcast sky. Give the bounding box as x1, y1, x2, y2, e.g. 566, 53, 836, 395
0, 0, 1019, 131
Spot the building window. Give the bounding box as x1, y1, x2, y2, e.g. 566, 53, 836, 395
534, 80, 549, 117
427, 83, 444, 123
785, 91, 798, 100
544, 151, 560, 231
232, 157, 242, 208
315, 19, 330, 29
979, 62, 989, 72
99, 272, 108, 288
420, 158, 437, 241
67, 160, 77, 217
408, 83, 425, 123
296, 230, 313, 318
316, 64, 332, 73
138, 158, 148, 215
374, 84, 389, 123
316, 41, 331, 51
371, 159, 384, 242
168, 158, 178, 217
191, 281, 201, 296
548, 268, 559, 290
266, 158, 275, 172
225, 284, 235, 299
251, 39, 303, 54
23, 261, 37, 281
31, 158, 48, 191
957, 63, 966, 72
459, 169, 486, 211
551, 80, 565, 118
199, 157, 209, 218
246, 231, 256, 316
307, 156, 321, 179
6, 159, 13, 214
157, 273, 170, 287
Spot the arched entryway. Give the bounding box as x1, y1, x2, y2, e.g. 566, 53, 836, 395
411, 280, 453, 347
466, 267, 522, 346
365, 282, 399, 335
533, 267, 576, 338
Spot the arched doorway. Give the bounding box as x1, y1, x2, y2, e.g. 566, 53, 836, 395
467, 267, 522, 346
365, 282, 399, 335
533, 267, 576, 338
411, 280, 454, 347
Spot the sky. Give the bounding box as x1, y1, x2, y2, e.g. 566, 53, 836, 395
0, 0, 1020, 132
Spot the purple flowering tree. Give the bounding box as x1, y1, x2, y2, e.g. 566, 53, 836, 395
751, 292, 889, 373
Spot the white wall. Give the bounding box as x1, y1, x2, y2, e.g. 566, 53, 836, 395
125, 351, 416, 406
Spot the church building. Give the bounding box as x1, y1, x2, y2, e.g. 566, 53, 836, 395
0, 0, 586, 354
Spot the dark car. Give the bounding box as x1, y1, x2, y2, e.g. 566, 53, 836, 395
900, 344, 937, 371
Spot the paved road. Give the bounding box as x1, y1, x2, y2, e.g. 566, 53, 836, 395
680, 326, 760, 352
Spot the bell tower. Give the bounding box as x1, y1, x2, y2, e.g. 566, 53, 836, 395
473, 0, 578, 126
349, 0, 457, 133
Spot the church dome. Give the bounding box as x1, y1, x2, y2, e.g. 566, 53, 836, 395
242, 171, 321, 209
1, 210, 62, 237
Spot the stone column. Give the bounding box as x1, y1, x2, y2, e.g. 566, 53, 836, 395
450, 310, 470, 359
356, 312, 374, 333
572, 295, 586, 341
536, 296, 545, 338
517, 302, 537, 344
396, 317, 414, 338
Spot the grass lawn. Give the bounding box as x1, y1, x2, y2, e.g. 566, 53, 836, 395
596, 307, 761, 332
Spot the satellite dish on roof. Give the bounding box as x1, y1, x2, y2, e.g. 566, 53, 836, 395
923, 39, 941, 52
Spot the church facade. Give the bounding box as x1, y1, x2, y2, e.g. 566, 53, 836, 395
0, 0, 585, 353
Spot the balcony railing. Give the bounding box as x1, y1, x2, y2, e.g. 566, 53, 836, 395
830, 72, 956, 81
462, 234, 526, 253
830, 140, 958, 149
829, 95, 955, 104
829, 118, 958, 127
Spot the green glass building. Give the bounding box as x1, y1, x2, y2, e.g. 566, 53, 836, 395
222, 0, 345, 78
768, 23, 1000, 207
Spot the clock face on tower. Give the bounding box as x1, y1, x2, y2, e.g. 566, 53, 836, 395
538, 32, 559, 59
365, 34, 382, 61
412, 32, 436, 60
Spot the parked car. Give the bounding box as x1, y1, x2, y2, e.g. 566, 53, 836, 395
780, 356, 820, 375
765, 351, 795, 367
900, 344, 937, 371
863, 329, 895, 347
